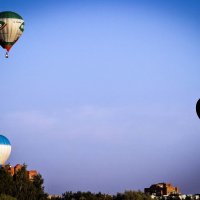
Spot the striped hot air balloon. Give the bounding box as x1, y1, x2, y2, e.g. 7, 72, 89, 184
0, 135, 11, 166
0, 11, 24, 58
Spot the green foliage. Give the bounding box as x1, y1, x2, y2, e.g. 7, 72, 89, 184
0, 168, 14, 196
113, 191, 152, 200
166, 194, 181, 200
0, 164, 47, 200
0, 194, 16, 200
62, 190, 152, 200
185, 196, 192, 200
12, 164, 31, 200
32, 174, 48, 200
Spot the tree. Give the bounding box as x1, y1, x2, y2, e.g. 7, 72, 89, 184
113, 192, 125, 200
0, 167, 14, 196
113, 191, 151, 200
12, 164, 48, 200
32, 174, 48, 200
62, 191, 74, 200
0, 164, 48, 200
0, 194, 16, 200
12, 164, 35, 200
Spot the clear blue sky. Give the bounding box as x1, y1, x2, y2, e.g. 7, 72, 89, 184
0, 0, 200, 195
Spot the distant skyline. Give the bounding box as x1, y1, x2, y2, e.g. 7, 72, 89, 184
0, 0, 200, 195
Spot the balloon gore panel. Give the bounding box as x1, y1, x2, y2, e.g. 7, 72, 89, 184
0, 135, 11, 165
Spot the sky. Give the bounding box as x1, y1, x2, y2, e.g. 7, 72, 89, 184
0, 0, 200, 195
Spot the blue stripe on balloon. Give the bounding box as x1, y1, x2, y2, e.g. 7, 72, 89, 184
0, 135, 11, 145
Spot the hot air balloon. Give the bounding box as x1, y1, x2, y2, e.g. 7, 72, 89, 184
0, 11, 24, 58
0, 135, 11, 166
196, 99, 200, 119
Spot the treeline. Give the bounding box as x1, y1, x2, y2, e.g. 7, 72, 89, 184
0, 165, 47, 200
51, 191, 152, 200
53, 192, 199, 200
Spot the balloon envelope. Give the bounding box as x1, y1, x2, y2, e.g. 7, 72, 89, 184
0, 135, 11, 165
0, 11, 24, 52
196, 99, 200, 119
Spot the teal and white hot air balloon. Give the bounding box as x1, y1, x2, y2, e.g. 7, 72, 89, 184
0, 11, 24, 58
0, 135, 11, 166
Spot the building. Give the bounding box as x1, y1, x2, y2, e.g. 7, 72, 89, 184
3, 164, 38, 180
48, 194, 62, 199
144, 183, 180, 196
28, 170, 38, 180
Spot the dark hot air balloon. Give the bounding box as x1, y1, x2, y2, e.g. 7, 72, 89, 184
0, 11, 24, 58
196, 99, 200, 119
